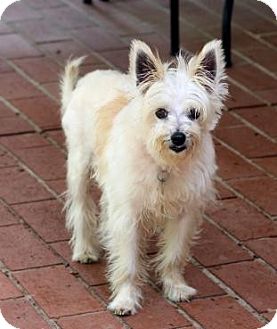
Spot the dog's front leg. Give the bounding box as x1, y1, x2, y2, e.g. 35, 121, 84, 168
104, 209, 142, 316
156, 213, 200, 302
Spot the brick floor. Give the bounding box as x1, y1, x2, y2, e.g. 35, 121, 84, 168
211, 260, 277, 313
181, 296, 262, 329
58, 311, 125, 329
0, 298, 52, 329
0, 272, 22, 300
0, 225, 61, 270
0, 0, 276, 328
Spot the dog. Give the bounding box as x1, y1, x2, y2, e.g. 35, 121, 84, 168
60, 39, 228, 316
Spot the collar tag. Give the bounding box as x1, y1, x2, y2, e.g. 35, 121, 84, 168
157, 169, 169, 183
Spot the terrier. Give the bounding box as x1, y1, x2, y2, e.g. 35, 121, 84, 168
60, 39, 228, 315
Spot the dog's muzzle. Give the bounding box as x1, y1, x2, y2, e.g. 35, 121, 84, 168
170, 132, 187, 153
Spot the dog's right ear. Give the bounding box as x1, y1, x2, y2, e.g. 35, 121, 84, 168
129, 40, 164, 92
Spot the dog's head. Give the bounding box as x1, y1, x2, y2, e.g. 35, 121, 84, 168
129, 40, 228, 167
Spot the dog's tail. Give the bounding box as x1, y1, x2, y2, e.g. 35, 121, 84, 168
60, 56, 85, 115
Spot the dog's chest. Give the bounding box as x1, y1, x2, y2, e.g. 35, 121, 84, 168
138, 170, 189, 220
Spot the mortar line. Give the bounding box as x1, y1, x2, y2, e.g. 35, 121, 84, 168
215, 176, 274, 221
0, 144, 60, 201
0, 97, 42, 134
190, 258, 268, 325
5, 60, 60, 104
42, 133, 67, 155
228, 111, 277, 143
213, 136, 276, 179
0, 261, 62, 329
229, 103, 270, 111
238, 1, 277, 26
147, 280, 204, 329
232, 49, 277, 80
227, 76, 270, 107
203, 214, 277, 273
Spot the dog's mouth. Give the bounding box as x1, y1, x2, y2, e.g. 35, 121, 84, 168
169, 144, 187, 153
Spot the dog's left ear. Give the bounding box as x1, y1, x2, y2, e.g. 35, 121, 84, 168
192, 39, 227, 98
129, 40, 164, 92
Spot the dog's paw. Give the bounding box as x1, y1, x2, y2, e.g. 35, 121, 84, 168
72, 249, 100, 264
164, 283, 197, 302
108, 284, 141, 316
108, 301, 135, 316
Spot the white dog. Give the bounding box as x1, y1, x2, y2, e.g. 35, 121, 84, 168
60, 39, 227, 315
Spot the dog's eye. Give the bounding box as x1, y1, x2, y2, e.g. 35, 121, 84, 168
188, 108, 200, 120
155, 108, 168, 119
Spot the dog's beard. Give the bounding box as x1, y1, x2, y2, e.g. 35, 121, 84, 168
148, 133, 200, 167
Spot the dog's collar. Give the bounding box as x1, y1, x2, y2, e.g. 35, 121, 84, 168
157, 169, 170, 183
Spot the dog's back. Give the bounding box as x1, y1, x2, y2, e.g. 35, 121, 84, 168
60, 60, 134, 160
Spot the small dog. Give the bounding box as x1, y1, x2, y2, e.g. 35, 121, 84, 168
60, 39, 227, 315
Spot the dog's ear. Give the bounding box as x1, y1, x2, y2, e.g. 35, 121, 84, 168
129, 40, 164, 91
191, 39, 227, 98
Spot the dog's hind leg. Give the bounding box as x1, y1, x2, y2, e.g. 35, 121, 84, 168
155, 213, 200, 302
65, 147, 100, 263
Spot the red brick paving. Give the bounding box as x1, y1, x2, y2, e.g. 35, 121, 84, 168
1, 132, 49, 149
225, 83, 263, 110
0, 149, 17, 168
246, 238, 277, 269
0, 72, 43, 100
13, 200, 69, 242
215, 143, 264, 180
254, 156, 277, 176
46, 178, 67, 195
211, 260, 277, 313
0, 34, 41, 59
0, 115, 34, 136
230, 177, 277, 216
262, 311, 275, 322
0, 225, 61, 270
11, 96, 61, 130
182, 265, 224, 299
207, 198, 277, 241
257, 88, 277, 104
192, 222, 253, 267
235, 106, 277, 138
58, 311, 125, 329
181, 296, 262, 329
0, 272, 22, 300
12, 57, 61, 84
0, 0, 276, 328
14, 265, 104, 318
0, 166, 52, 204
13, 145, 66, 180
215, 182, 236, 200
0, 203, 18, 226
0, 298, 52, 329
52, 241, 107, 286
215, 126, 277, 159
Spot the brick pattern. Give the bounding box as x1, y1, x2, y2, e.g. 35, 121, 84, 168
0, 0, 276, 328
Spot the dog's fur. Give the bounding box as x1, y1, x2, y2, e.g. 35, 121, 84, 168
60, 40, 227, 315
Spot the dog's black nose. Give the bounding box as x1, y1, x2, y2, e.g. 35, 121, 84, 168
171, 132, 186, 146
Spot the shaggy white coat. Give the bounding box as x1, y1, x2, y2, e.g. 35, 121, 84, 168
60, 39, 227, 315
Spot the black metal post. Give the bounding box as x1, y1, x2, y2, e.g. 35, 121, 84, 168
170, 0, 180, 56
222, 0, 234, 68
